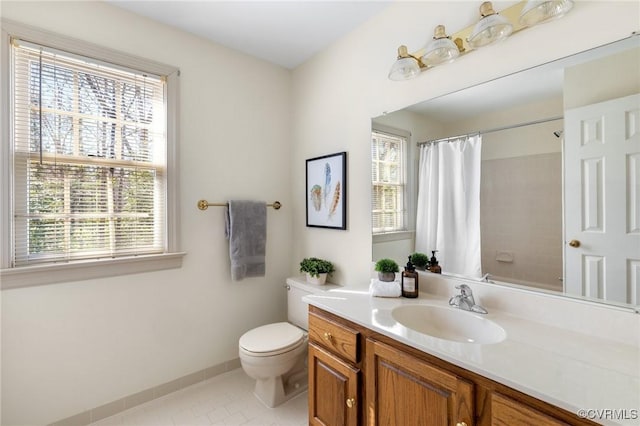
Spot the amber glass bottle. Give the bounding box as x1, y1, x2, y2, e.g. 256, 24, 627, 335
401, 256, 419, 298
429, 250, 442, 274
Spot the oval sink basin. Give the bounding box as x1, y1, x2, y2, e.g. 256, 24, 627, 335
391, 304, 506, 344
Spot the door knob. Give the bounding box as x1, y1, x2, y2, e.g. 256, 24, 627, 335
568, 239, 581, 248
346, 397, 356, 408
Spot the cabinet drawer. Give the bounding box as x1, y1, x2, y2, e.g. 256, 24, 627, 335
492, 393, 569, 426
309, 312, 359, 363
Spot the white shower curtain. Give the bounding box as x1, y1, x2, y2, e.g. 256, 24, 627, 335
415, 135, 482, 278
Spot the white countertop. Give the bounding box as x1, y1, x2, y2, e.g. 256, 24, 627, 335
298, 278, 640, 426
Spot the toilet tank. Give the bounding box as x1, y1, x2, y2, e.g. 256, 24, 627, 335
287, 278, 335, 330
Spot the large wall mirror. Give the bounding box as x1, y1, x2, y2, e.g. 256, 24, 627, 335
372, 34, 640, 311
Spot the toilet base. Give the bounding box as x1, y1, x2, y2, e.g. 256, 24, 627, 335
253, 364, 308, 408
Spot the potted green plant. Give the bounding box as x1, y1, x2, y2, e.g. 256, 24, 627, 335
299, 257, 335, 285
410, 252, 430, 271
375, 258, 399, 282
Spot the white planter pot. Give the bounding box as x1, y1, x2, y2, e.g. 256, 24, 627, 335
305, 272, 327, 285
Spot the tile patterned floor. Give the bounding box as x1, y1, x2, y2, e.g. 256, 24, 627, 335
90, 369, 308, 426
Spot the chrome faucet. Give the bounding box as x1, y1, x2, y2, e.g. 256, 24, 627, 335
449, 284, 488, 314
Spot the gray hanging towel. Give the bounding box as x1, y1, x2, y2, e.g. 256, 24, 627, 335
225, 200, 267, 281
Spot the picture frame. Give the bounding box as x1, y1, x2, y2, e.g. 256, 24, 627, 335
306, 152, 347, 230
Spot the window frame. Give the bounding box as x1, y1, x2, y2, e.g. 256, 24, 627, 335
0, 20, 183, 289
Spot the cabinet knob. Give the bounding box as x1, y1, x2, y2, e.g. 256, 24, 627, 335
323, 332, 332, 342
346, 397, 356, 408
456, 423, 467, 426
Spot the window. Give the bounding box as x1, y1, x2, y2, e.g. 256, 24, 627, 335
1, 23, 181, 288
371, 128, 407, 234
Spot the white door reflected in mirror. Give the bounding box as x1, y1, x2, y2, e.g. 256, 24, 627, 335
564, 94, 640, 305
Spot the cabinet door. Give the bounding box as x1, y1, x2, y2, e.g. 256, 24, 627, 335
309, 342, 360, 426
491, 393, 569, 426
366, 339, 474, 426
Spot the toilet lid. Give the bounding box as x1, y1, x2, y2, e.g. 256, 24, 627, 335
239, 322, 304, 354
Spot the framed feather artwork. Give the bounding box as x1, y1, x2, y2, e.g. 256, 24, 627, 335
305, 152, 347, 230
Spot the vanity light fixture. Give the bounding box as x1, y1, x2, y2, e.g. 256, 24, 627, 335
388, 0, 575, 81
388, 45, 422, 81
421, 25, 461, 67
519, 0, 574, 27
467, 1, 513, 48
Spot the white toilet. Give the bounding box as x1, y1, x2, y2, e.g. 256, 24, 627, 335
239, 279, 329, 408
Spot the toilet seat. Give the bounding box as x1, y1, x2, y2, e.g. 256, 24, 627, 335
239, 322, 304, 357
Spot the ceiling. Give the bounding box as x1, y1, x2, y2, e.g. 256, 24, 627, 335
108, 0, 392, 69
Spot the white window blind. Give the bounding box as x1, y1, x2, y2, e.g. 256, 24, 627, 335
11, 38, 167, 266
371, 130, 407, 234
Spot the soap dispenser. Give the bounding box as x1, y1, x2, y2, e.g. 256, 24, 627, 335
429, 250, 442, 274
401, 256, 419, 298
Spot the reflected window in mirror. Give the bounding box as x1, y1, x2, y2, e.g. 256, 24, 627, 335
371, 127, 409, 234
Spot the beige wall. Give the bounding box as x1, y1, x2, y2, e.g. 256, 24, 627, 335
1, 1, 292, 425
444, 96, 564, 160
565, 46, 640, 109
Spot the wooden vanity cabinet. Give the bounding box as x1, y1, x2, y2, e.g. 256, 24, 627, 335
308, 305, 597, 426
